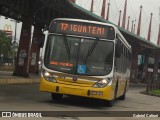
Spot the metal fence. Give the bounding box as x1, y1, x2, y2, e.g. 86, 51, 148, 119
0, 57, 14, 71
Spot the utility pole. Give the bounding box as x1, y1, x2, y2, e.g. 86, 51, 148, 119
118, 10, 122, 27
133, 20, 136, 34
90, 0, 94, 13
106, 0, 110, 20
131, 20, 134, 33
147, 13, 153, 41
157, 7, 160, 45
137, 6, 143, 36
122, 0, 127, 29
101, 0, 106, 18
127, 16, 130, 31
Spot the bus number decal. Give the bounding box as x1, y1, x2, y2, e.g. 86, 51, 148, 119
61, 23, 68, 31
59, 22, 106, 37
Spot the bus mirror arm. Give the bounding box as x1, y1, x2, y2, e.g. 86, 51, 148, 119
39, 34, 45, 48
115, 42, 122, 58
63, 35, 71, 61
85, 38, 98, 63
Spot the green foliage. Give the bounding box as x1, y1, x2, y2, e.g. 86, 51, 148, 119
0, 31, 12, 58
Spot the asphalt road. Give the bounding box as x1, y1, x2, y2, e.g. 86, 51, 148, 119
0, 83, 160, 120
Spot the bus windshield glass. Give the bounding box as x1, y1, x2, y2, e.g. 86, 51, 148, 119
44, 35, 114, 76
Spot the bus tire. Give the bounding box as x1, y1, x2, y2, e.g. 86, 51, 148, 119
104, 100, 113, 107
119, 83, 127, 100
119, 91, 126, 100
51, 93, 63, 101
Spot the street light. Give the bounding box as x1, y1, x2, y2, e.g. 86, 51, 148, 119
10, 19, 18, 43
14, 20, 17, 42
11, 19, 19, 66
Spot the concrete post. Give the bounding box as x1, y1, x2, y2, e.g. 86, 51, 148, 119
130, 46, 138, 83
29, 26, 42, 73
152, 56, 159, 90
153, 56, 159, 80
13, 16, 32, 77
141, 54, 149, 83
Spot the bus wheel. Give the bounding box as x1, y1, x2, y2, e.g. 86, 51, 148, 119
104, 100, 113, 107
119, 92, 126, 100
51, 93, 63, 101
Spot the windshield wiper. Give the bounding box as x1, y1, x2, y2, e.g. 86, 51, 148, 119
85, 38, 98, 63
63, 35, 71, 61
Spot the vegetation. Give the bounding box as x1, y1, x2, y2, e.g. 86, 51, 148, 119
0, 30, 13, 65
0, 31, 12, 55
149, 90, 160, 95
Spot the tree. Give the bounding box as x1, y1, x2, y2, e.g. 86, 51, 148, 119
0, 30, 12, 63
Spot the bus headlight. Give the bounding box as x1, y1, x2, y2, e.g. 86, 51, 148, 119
93, 78, 112, 88
41, 70, 57, 83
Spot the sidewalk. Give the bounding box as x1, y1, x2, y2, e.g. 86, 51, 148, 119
0, 71, 40, 84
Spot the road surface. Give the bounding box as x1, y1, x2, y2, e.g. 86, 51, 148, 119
0, 83, 159, 120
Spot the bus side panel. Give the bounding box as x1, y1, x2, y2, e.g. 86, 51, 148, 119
114, 72, 128, 98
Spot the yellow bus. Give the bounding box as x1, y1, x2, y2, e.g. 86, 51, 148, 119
40, 18, 131, 106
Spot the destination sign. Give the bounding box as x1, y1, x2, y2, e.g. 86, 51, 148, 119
50, 20, 115, 39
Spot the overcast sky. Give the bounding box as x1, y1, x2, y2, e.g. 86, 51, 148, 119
0, 0, 160, 44
76, 0, 160, 44
0, 16, 22, 42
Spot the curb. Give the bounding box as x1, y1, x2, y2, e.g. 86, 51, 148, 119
0, 78, 39, 85
140, 91, 160, 97
0, 71, 40, 85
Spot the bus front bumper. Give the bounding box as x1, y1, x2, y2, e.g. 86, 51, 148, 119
40, 77, 114, 100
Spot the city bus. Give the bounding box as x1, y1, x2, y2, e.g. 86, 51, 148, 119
40, 18, 131, 106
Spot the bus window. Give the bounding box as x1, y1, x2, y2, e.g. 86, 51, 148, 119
44, 35, 80, 74
78, 39, 114, 75
44, 35, 114, 76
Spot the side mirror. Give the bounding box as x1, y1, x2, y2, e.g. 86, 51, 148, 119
115, 42, 122, 58
39, 34, 45, 48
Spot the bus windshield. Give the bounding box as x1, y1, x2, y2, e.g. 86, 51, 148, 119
44, 35, 114, 76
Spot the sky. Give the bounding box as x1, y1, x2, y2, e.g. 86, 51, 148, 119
0, 0, 160, 44
0, 16, 22, 42
76, 0, 160, 44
